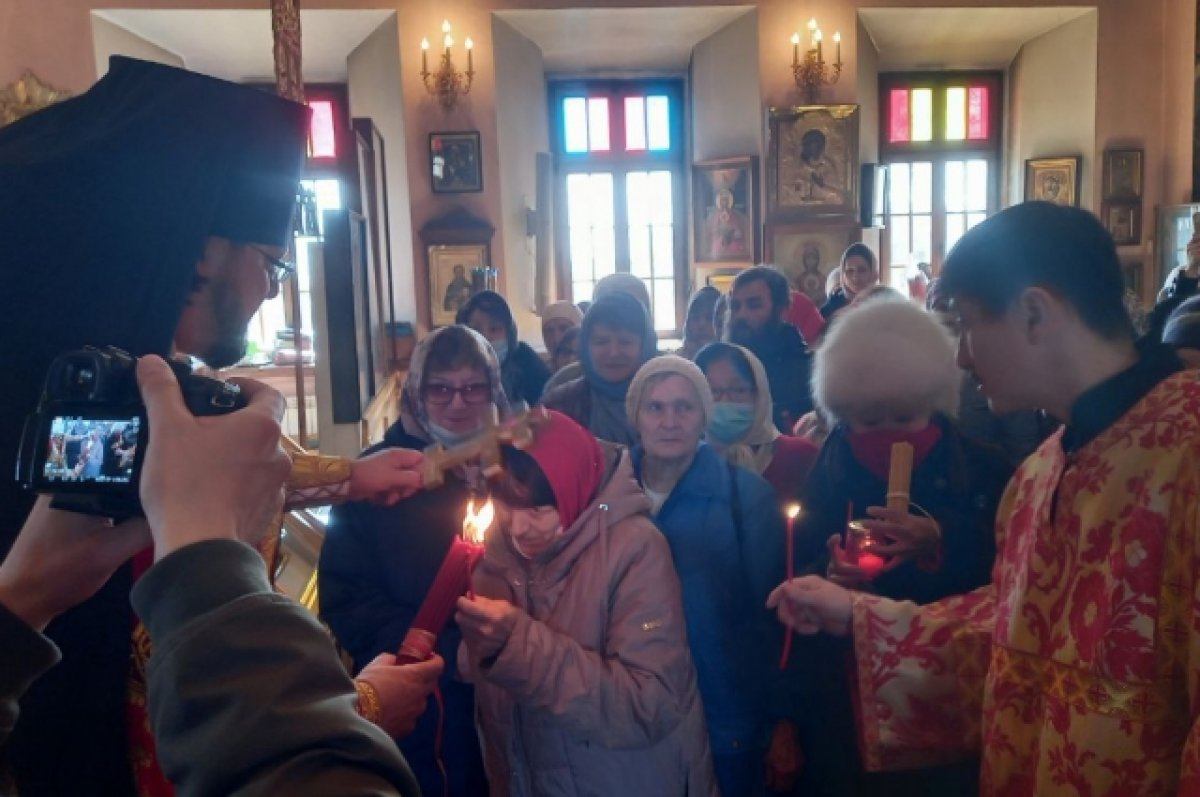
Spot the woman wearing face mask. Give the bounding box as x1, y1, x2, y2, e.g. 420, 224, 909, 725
626, 356, 796, 797
696, 342, 819, 509
456, 410, 717, 797
788, 297, 1011, 797
542, 291, 657, 446
319, 325, 504, 797
458, 290, 551, 406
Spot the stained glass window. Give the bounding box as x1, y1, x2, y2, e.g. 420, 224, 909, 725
889, 89, 910, 143
911, 89, 933, 142
945, 88, 966, 141
625, 97, 646, 151
968, 86, 989, 141
308, 100, 336, 158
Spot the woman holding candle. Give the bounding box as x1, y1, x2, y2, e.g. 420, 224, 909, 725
319, 324, 503, 797
456, 409, 717, 797
695, 341, 820, 509
624, 355, 797, 797
787, 296, 1011, 797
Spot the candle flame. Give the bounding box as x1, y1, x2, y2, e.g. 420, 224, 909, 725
421, 37, 430, 50
465, 37, 474, 50
463, 499, 495, 545
442, 19, 451, 34
833, 31, 842, 43
787, 504, 801, 519
790, 32, 800, 45
807, 18, 818, 31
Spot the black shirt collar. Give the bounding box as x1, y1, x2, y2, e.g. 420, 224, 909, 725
1062, 342, 1183, 453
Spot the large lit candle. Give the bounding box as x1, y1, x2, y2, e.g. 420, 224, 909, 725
814, 29, 823, 62
420, 37, 429, 74
465, 37, 474, 73
807, 17, 817, 48
443, 33, 453, 56
396, 499, 494, 664
833, 31, 842, 64
790, 32, 800, 67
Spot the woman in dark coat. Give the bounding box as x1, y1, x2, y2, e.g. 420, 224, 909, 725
542, 292, 657, 446
790, 297, 1012, 797
319, 325, 505, 797
458, 290, 550, 405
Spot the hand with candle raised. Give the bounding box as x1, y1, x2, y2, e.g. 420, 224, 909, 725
356, 653, 444, 739
766, 576, 852, 637
455, 595, 522, 661
348, 448, 425, 506
859, 506, 941, 566
824, 534, 876, 589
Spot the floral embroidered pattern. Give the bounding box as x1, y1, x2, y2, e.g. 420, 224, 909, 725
850, 372, 1200, 795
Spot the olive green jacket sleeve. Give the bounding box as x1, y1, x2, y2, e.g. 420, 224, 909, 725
131, 539, 420, 797
0, 602, 60, 747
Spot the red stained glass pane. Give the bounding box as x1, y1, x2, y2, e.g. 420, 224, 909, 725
889, 89, 910, 143
308, 100, 336, 158
968, 87, 989, 140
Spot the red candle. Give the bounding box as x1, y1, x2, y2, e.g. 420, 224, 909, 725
396, 500, 492, 664
779, 504, 801, 671
857, 553, 886, 578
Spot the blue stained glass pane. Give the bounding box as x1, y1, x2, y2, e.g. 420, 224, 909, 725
647, 96, 670, 151
563, 97, 587, 153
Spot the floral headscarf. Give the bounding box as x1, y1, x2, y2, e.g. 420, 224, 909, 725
399, 325, 511, 444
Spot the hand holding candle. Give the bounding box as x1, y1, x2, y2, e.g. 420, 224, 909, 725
395, 498, 494, 664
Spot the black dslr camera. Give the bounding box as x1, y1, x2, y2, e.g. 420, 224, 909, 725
17, 346, 247, 518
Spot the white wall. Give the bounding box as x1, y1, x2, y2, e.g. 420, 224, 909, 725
492, 16, 549, 345
1008, 11, 1098, 208
347, 14, 418, 325
91, 14, 183, 77
691, 10, 760, 163
856, 15, 882, 256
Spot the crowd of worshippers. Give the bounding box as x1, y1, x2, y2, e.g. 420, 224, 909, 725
5, 57, 1200, 797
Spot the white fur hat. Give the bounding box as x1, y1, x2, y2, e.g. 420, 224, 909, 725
814, 296, 960, 423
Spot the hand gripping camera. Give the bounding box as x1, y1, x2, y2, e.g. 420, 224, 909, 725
17, 346, 247, 518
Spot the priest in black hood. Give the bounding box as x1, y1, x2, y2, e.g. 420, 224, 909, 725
0, 58, 420, 795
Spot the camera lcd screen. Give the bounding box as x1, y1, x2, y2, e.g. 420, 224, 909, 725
42, 415, 142, 486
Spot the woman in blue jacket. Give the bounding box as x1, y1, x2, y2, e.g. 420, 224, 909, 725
626, 355, 794, 796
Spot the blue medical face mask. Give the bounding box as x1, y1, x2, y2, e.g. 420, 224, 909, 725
428, 420, 478, 447
707, 402, 755, 444
490, 339, 510, 363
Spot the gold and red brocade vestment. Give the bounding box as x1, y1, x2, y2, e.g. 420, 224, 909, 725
848, 370, 1200, 795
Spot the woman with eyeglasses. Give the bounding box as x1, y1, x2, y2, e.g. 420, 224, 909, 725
625, 355, 793, 797
319, 324, 500, 797
695, 342, 819, 511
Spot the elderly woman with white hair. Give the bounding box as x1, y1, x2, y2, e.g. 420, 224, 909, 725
625, 356, 794, 797
786, 296, 1012, 797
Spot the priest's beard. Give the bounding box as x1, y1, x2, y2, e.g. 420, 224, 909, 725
199, 277, 251, 368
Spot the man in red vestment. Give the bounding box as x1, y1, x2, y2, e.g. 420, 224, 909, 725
769, 201, 1200, 795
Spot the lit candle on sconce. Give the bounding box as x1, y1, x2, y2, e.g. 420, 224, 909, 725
807, 17, 817, 47
790, 32, 800, 67
444, 33, 454, 55
833, 31, 842, 64
465, 37, 474, 72
442, 19, 451, 34
420, 37, 429, 73
814, 29, 823, 61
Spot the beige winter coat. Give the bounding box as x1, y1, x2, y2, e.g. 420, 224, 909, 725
467, 446, 717, 797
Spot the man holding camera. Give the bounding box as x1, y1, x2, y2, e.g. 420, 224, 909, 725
1, 355, 422, 795
0, 58, 433, 794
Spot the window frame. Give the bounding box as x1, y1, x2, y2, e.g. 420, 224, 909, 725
878, 71, 1004, 274
549, 79, 687, 336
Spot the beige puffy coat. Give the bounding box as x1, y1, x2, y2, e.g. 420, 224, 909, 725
467, 446, 717, 797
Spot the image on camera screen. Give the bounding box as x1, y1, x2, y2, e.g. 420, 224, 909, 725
42, 415, 141, 485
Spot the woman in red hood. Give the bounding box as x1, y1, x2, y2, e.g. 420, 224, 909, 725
455, 410, 717, 797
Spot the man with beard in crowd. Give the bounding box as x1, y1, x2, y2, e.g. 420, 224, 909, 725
725, 266, 814, 433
